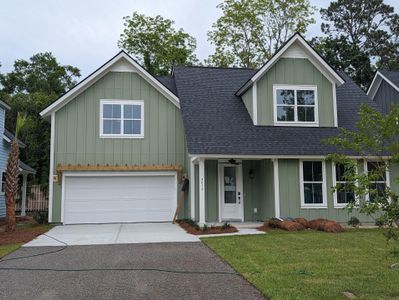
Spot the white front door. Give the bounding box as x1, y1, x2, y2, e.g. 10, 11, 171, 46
219, 164, 243, 221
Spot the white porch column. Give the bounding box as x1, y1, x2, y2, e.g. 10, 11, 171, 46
272, 159, 280, 218
21, 173, 28, 217
190, 158, 196, 220
198, 158, 206, 225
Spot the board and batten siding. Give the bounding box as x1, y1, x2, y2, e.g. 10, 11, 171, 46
241, 87, 254, 120
256, 58, 335, 126
374, 80, 399, 114
51, 71, 188, 222
0, 108, 7, 217
277, 159, 391, 223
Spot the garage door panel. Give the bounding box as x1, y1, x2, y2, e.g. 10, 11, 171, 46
63, 174, 177, 224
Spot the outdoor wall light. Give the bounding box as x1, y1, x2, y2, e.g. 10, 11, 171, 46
249, 169, 255, 179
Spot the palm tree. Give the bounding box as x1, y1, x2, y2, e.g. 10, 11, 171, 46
5, 113, 27, 232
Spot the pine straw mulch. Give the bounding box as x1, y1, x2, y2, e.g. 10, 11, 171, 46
0, 217, 52, 245
177, 220, 238, 235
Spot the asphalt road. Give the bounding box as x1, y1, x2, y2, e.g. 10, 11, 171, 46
0, 242, 266, 300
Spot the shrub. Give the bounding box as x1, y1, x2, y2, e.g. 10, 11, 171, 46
202, 224, 208, 232
294, 217, 309, 228
279, 220, 304, 231
375, 217, 386, 227
348, 217, 361, 227
33, 211, 48, 224
221, 221, 231, 229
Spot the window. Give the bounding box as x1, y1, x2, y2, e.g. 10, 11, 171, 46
100, 100, 144, 138
274, 85, 317, 125
1, 172, 5, 194
300, 160, 327, 208
365, 161, 388, 203
333, 163, 356, 208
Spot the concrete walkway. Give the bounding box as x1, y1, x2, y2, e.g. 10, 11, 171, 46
24, 223, 200, 247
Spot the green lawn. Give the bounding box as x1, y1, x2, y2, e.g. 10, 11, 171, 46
203, 229, 399, 300
0, 243, 22, 258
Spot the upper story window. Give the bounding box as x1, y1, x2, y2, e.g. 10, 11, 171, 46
273, 85, 318, 126
100, 100, 144, 138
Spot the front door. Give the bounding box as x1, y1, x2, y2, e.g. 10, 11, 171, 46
220, 164, 243, 221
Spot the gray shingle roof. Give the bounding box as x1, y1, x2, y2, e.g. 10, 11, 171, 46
4, 128, 26, 148
172, 66, 380, 156
156, 76, 178, 96
379, 70, 399, 88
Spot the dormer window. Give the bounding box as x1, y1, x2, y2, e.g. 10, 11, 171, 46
273, 85, 318, 126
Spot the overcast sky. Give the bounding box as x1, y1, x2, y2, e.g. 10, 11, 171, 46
1, 0, 398, 77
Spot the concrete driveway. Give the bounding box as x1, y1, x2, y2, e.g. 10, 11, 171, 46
0, 242, 266, 300
25, 223, 199, 247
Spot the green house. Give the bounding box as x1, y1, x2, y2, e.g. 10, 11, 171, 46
40, 33, 397, 225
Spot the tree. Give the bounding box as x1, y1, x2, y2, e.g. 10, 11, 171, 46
206, 0, 315, 68
313, 0, 399, 89
5, 113, 27, 232
118, 12, 198, 76
326, 104, 399, 244
0, 53, 81, 184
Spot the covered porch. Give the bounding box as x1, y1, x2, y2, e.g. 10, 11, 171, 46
189, 157, 280, 225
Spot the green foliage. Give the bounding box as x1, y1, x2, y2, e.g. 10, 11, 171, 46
348, 216, 361, 227
118, 12, 198, 76
33, 211, 48, 224
0, 53, 80, 183
202, 224, 208, 232
326, 104, 399, 243
221, 221, 232, 229
313, 0, 399, 89
207, 0, 315, 68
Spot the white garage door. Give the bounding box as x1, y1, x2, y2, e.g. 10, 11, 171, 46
63, 173, 177, 224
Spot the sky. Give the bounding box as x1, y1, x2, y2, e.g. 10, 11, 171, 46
1, 0, 398, 77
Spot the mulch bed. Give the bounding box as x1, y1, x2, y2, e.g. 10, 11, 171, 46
0, 216, 32, 227
0, 226, 49, 245
258, 217, 345, 233
177, 221, 238, 235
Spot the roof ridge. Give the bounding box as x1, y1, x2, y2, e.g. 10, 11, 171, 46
174, 65, 256, 71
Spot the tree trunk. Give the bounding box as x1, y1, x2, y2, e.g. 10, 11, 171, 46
5, 140, 20, 232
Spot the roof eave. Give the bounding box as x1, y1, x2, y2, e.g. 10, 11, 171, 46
40, 51, 180, 117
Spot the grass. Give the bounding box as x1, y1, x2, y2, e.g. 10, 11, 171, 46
202, 229, 399, 300
0, 243, 22, 258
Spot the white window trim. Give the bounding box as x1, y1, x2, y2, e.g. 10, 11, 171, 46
299, 159, 327, 208
273, 85, 318, 126
99, 99, 144, 138
332, 162, 359, 209
364, 160, 390, 203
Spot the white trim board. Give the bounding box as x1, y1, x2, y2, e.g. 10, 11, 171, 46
40, 51, 180, 117
367, 71, 399, 100
236, 33, 345, 96
48, 112, 55, 222
299, 159, 328, 209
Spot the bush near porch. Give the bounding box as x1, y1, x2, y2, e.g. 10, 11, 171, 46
203, 229, 399, 300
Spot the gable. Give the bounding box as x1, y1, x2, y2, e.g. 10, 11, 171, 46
40, 51, 179, 117
242, 57, 336, 127
236, 34, 345, 96
367, 71, 399, 101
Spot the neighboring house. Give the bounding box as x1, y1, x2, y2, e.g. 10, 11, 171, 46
0, 101, 36, 218
40, 33, 398, 225
367, 70, 399, 114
